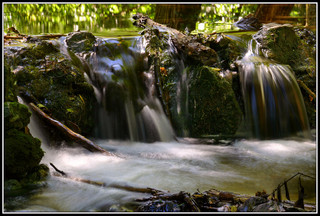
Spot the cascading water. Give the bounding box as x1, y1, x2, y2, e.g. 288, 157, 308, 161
6, 34, 316, 212
76, 37, 175, 142
237, 39, 311, 139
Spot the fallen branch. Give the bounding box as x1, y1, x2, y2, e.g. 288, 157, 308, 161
133, 13, 219, 66
29, 102, 116, 157
50, 163, 166, 195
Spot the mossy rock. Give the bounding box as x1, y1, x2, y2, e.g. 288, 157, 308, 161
16, 41, 59, 65
66, 31, 96, 53
4, 59, 18, 102
188, 66, 243, 137
4, 102, 31, 132
12, 44, 96, 135
206, 33, 245, 70
253, 23, 300, 66
5, 129, 44, 180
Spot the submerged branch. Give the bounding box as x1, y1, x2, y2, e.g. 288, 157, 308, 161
49, 163, 166, 195
269, 172, 315, 209
29, 103, 116, 157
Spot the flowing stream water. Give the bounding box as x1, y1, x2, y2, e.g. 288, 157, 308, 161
9, 33, 317, 212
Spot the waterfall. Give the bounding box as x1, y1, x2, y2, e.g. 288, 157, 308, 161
77, 37, 175, 142
237, 39, 311, 139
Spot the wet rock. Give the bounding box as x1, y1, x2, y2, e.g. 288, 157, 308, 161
4, 102, 31, 132
4, 57, 18, 102
218, 192, 235, 201
137, 199, 182, 212
5, 129, 44, 179
5, 40, 97, 136
238, 196, 268, 212
253, 23, 300, 66
234, 14, 262, 31
65, 31, 96, 53
205, 33, 245, 70
188, 66, 243, 137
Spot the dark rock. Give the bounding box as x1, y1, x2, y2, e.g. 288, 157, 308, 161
238, 196, 268, 212
6, 40, 97, 136
234, 14, 262, 31
65, 31, 96, 53
137, 199, 181, 212
188, 66, 243, 137
253, 200, 283, 212
5, 129, 44, 179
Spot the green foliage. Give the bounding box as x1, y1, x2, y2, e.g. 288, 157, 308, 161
3, 4, 155, 35
195, 4, 258, 33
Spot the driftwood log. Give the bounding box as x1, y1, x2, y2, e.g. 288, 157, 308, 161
133, 13, 219, 66
29, 103, 116, 157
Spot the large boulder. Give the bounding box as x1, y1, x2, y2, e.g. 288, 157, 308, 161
65, 31, 96, 53
4, 101, 47, 180
5, 129, 44, 179
188, 66, 243, 137
140, 28, 243, 137
5, 40, 97, 136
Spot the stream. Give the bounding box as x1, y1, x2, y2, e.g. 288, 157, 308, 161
11, 110, 315, 212
4, 22, 317, 212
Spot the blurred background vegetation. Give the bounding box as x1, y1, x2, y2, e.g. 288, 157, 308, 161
3, 3, 316, 37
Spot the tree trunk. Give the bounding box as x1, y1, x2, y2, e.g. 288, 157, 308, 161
154, 4, 201, 32
254, 4, 294, 23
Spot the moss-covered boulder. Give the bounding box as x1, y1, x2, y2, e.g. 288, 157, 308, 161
4, 58, 18, 102
5, 129, 44, 179
4, 102, 31, 132
5, 40, 97, 136
65, 31, 96, 53
140, 28, 243, 137
188, 66, 243, 137
4, 101, 46, 180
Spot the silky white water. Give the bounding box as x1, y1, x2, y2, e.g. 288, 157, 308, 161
13, 113, 316, 212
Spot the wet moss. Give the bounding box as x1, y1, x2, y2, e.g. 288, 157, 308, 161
5, 129, 44, 180
4, 102, 31, 132
4, 59, 18, 102
66, 31, 96, 53
10, 43, 96, 135
188, 66, 243, 137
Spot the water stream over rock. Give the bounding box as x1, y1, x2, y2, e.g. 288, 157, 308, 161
5, 31, 316, 212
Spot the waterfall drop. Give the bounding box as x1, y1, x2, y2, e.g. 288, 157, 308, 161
79, 37, 176, 142
237, 39, 311, 139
